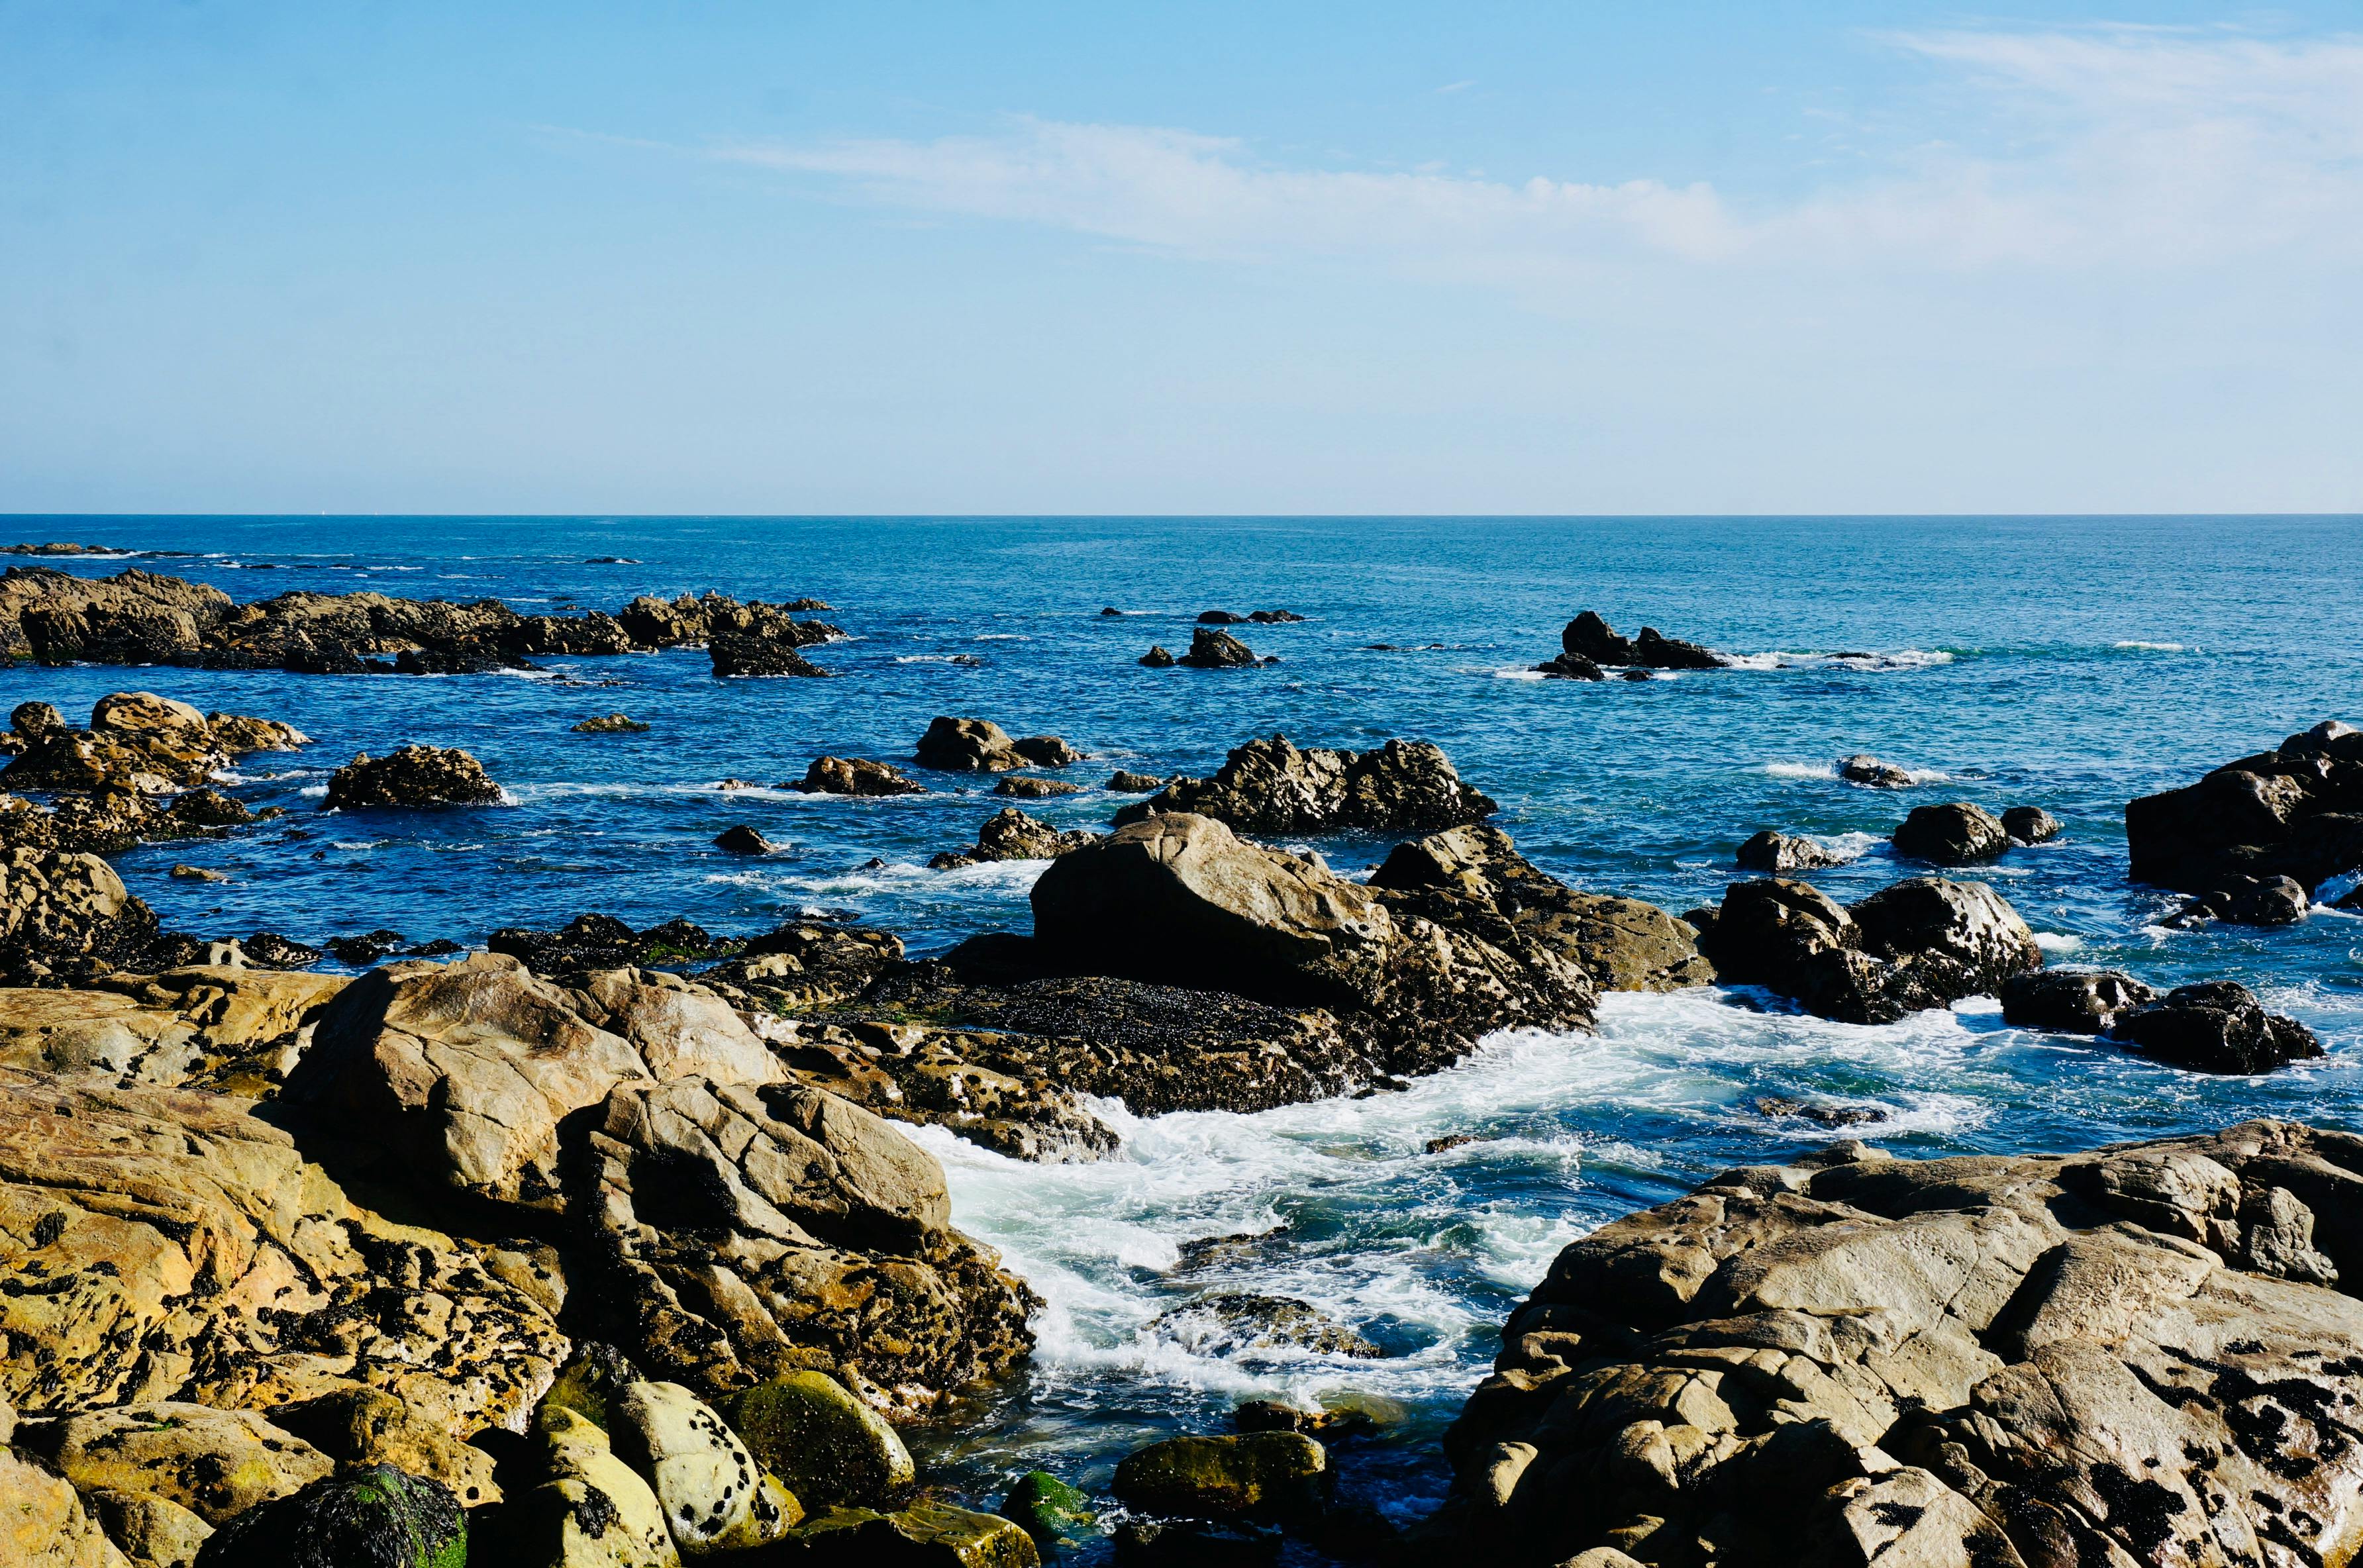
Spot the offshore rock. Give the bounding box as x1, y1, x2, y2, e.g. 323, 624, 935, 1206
2001, 805, 2060, 843
1697, 876, 2040, 1024
1115, 734, 1498, 836
2103, 980, 2323, 1075
788, 757, 927, 797
619, 591, 841, 652
2127, 720, 2363, 920
1734, 830, 1847, 873
322, 746, 501, 809
1891, 801, 2012, 864
1177, 626, 1260, 667
714, 824, 776, 855
2170, 872, 2312, 927
1559, 611, 1725, 671
2, 692, 303, 797
1436, 1120, 2363, 1568
1139, 645, 1176, 667
1, 565, 227, 665
992, 775, 1081, 799
1534, 651, 1607, 680
1997, 968, 2156, 1035
1146, 1293, 1382, 1359
1107, 769, 1166, 793
927, 807, 1100, 869
914, 717, 1074, 773
709, 632, 828, 678
1836, 754, 1914, 789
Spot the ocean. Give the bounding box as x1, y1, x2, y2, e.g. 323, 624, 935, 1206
11, 513, 2362, 1557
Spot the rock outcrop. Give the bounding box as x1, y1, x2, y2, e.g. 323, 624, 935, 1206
787, 757, 927, 797
1557, 611, 1725, 671
1695, 877, 2041, 1024
0, 695, 303, 856
1998, 969, 2156, 1034
928, 808, 1100, 869
1735, 831, 1848, 873
2127, 721, 2363, 922
1178, 627, 1260, 667
0, 849, 173, 986
2105, 981, 2323, 1075
321, 746, 501, 809
1891, 802, 2011, 864
2001, 806, 2060, 843
914, 718, 1078, 773
1436, 1121, 2363, 1568
1115, 735, 1498, 837
0, 962, 346, 1093
1836, 755, 1913, 789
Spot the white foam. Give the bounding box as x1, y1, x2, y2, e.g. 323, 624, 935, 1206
2113, 640, 2187, 652
299, 785, 327, 799
1723, 649, 1955, 673
1490, 667, 1546, 681
2033, 932, 2084, 953
705, 857, 1050, 898
1764, 761, 1836, 780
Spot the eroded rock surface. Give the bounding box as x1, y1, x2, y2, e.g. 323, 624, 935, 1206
2128, 720, 2363, 922
927, 808, 1100, 870
322, 746, 501, 809
1695, 876, 2040, 1024
1115, 734, 1498, 836
1558, 611, 1725, 671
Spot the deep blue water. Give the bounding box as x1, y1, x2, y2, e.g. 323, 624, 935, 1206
9, 514, 2363, 1555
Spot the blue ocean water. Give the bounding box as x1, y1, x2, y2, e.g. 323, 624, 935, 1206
10, 514, 2363, 1553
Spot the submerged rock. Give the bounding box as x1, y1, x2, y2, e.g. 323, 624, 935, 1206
710, 632, 827, 677
2104, 980, 2323, 1074
789, 756, 929, 797
2168, 872, 2312, 927
322, 746, 501, 808
2127, 720, 2363, 921
1697, 875, 2041, 1024
1115, 734, 1497, 836
1147, 1293, 1382, 1359
1113, 1433, 1328, 1520
1891, 801, 2011, 863
1734, 830, 1847, 873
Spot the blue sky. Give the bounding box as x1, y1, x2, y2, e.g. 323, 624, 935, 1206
4, 2, 2360, 514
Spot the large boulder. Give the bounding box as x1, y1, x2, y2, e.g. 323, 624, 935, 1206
1891, 802, 2011, 864
188, 1465, 464, 1568
1997, 968, 2155, 1034
720, 1369, 914, 1511
1113, 1433, 1327, 1519
611, 1379, 801, 1552
1436, 1121, 2363, 1568
2104, 981, 2323, 1074
0, 962, 346, 1093
322, 747, 501, 809
0, 1445, 131, 1567
2127, 721, 2363, 919
0, 848, 164, 984
1115, 734, 1498, 836
0, 566, 228, 664
501, 1404, 681, 1567
1697, 876, 2040, 1024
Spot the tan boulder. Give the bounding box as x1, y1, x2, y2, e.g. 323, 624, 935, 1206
507, 1404, 682, 1567
83, 1489, 212, 1568
13, 1401, 331, 1525
0, 965, 347, 1091
0, 1446, 132, 1567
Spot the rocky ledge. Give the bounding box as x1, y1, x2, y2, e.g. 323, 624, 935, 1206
1435, 1120, 2363, 1568
2127, 720, 2363, 924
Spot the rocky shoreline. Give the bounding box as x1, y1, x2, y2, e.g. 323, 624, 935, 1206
3, 570, 2360, 1565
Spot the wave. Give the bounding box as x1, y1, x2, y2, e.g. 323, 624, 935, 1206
1721, 649, 1955, 673
2113, 640, 2188, 652
1763, 760, 1949, 784
705, 857, 1050, 898
2032, 932, 2084, 953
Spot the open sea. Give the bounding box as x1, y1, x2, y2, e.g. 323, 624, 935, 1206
9, 513, 2363, 1557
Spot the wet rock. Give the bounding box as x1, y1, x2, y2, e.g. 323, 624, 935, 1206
928, 808, 1101, 870
170, 863, 226, 881
1099, 606, 1124, 616
1998, 968, 2156, 1034
1113, 1433, 1327, 1520
574, 712, 650, 734
1891, 801, 2011, 864
1750, 1096, 1886, 1128
721, 1369, 915, 1512
993, 776, 1081, 799
710, 634, 827, 677
3, 693, 301, 799
17, 1403, 332, 1526
2168, 872, 2312, 926
1734, 830, 1847, 873
323, 746, 501, 809
1534, 652, 1607, 679
189, 1465, 464, 1568
0, 1444, 130, 1568
699, 922, 905, 1011
1114, 1517, 1280, 1565
2105, 980, 2323, 1074
1835, 754, 1913, 788
1177, 626, 1258, 667
1249, 609, 1304, 624
782, 1502, 1041, 1566
1001, 1471, 1095, 1549
611, 1379, 801, 1552
1199, 609, 1246, 624
1116, 734, 1497, 836
487, 914, 737, 975
789, 758, 929, 797
1147, 1293, 1382, 1358
2127, 720, 2363, 920
243, 930, 325, 969
714, 824, 776, 855
1105, 769, 1165, 793
1138, 646, 1176, 667
1698, 875, 2042, 1024
2001, 805, 2060, 842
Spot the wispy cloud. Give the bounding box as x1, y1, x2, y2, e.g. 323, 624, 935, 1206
713, 27, 2363, 285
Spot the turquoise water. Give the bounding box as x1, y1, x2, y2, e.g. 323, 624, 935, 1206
9, 514, 2363, 1555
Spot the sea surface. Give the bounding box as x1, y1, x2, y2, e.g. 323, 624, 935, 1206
9, 514, 2363, 1557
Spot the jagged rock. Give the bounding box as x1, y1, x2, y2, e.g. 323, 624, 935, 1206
1115, 734, 1497, 836
611, 1379, 800, 1551
1735, 831, 1847, 873
1998, 969, 2156, 1034
1435, 1120, 2363, 1568
1891, 802, 2011, 864
573, 712, 650, 734
322, 746, 501, 809
927, 808, 1099, 870
720, 1369, 915, 1511
0, 848, 165, 984
189, 1465, 465, 1568
2104, 980, 2323, 1074
502, 1404, 680, 1568
1372, 824, 1711, 993
1139, 646, 1176, 667
203, 711, 309, 754
618, 591, 838, 653
1, 566, 226, 664
1178, 626, 1259, 667
1146, 1293, 1382, 1358
1697, 876, 2040, 1024
1113, 1434, 1327, 1519
788, 758, 927, 797
2, 693, 301, 799
0, 962, 345, 1092
243, 931, 325, 969
2127, 721, 2363, 921
0, 1444, 132, 1567
993, 775, 1081, 799
780, 1502, 1040, 1565
709, 634, 827, 677
1558, 612, 1724, 670
1836, 755, 1913, 789
714, 825, 776, 855
16, 1403, 332, 1526
697, 924, 904, 1012
1106, 769, 1165, 793
487, 914, 736, 975
2001, 806, 2060, 842
1534, 652, 1607, 679
913, 718, 1069, 773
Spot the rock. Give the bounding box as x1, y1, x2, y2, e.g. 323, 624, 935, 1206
1998, 968, 2156, 1034
2127, 722, 2363, 920
85, 1489, 210, 1568
203, 711, 309, 754
503, 1404, 681, 1568
189, 1465, 465, 1568
1835, 754, 1913, 788
244, 930, 324, 969
709, 628, 831, 678
781, 1503, 1041, 1566
928, 808, 1101, 870
1147, 1293, 1382, 1358
1559, 611, 1633, 664
1138, 646, 1176, 668
2170, 872, 2312, 926
1248, 609, 1305, 624
1099, 606, 1124, 616
1199, 609, 1246, 624
612, 1379, 800, 1552
1370, 824, 1711, 993
715, 825, 776, 855
993, 776, 1081, 799
487, 914, 738, 975
1734, 831, 1847, 873
1112, 1433, 1327, 1519
1113, 1517, 1280, 1565
0, 848, 166, 985
1558, 612, 1723, 670
789, 757, 928, 797
0, 1446, 132, 1567
2105, 980, 2323, 1074
719, 1370, 915, 1510
10, 700, 66, 739
915, 718, 1074, 773
1105, 769, 1165, 793
0, 962, 347, 1091
2001, 805, 2059, 842
170, 863, 226, 881
287, 1386, 500, 1508
1176, 626, 1258, 667
16, 1403, 332, 1526
1011, 736, 1080, 767
3, 692, 300, 798
322, 747, 501, 809
1698, 875, 2041, 1024
1000, 1471, 1095, 1549
1750, 1096, 1885, 1128
574, 713, 650, 734
1115, 734, 1497, 836
1891, 802, 2011, 863
1436, 1120, 2363, 1568
1534, 652, 1607, 680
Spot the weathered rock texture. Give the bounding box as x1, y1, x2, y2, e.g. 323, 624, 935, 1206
928, 808, 1101, 869
789, 757, 927, 797
1438, 1121, 2363, 1568
0, 963, 346, 1093
321, 746, 502, 809
1114, 734, 1499, 836
914, 718, 1077, 773
2128, 720, 2363, 922
1695, 877, 2041, 1024
1891, 802, 2012, 865
1735, 831, 1849, 873
0, 849, 177, 986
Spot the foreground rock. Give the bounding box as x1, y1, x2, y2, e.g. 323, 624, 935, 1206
1695, 876, 2041, 1024
0, 961, 346, 1093
1436, 1120, 2363, 1568
915, 718, 1079, 773
789, 756, 927, 796
1891, 801, 2011, 864
2127, 720, 2363, 922
189, 1465, 464, 1567
2107, 980, 2323, 1074
1115, 734, 1498, 836
1556, 611, 1724, 671
321, 746, 501, 808
1115, 1433, 1327, 1520
929, 808, 1101, 869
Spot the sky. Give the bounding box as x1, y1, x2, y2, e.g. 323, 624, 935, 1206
3, 2, 2360, 515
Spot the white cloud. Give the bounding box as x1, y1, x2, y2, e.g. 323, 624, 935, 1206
716, 27, 2363, 283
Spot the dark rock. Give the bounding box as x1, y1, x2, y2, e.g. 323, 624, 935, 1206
0, 847, 168, 985
2105, 981, 2324, 1073
2002, 805, 2061, 842
916, 716, 1072, 772
1735, 830, 1847, 872
1620, 669, 1652, 681
1558, 611, 1724, 669
1751, 1095, 1887, 1128
1139, 646, 1176, 667
1099, 606, 1125, 616
1999, 968, 2157, 1034
486, 912, 734, 975
1011, 734, 1081, 767
322, 746, 501, 809
1002, 1469, 1097, 1549
323, 929, 417, 966
2169, 873, 2311, 926
1178, 626, 1258, 667
1115, 734, 1497, 836
1146, 1293, 1382, 1358
994, 775, 1083, 799
1836, 754, 1914, 788
715, 824, 777, 854
1891, 801, 2011, 863
929, 808, 1100, 869
244, 931, 324, 969
1698, 875, 2041, 1024
1197, 609, 1247, 624
568, 712, 647, 733
1560, 610, 1632, 665
1533, 652, 1607, 679
1114, 1433, 1327, 1520
1115, 1517, 1282, 1565
2127, 720, 2363, 920
1426, 1134, 1483, 1154
1248, 609, 1305, 623
709, 632, 828, 677
1106, 769, 1166, 793
791, 756, 929, 796
191, 1464, 464, 1568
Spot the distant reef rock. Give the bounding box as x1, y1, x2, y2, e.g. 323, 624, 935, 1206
322, 746, 502, 810
0, 692, 301, 857
915, 717, 1080, 773
2128, 720, 2363, 924
1114, 734, 1497, 836
1539, 610, 1726, 675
